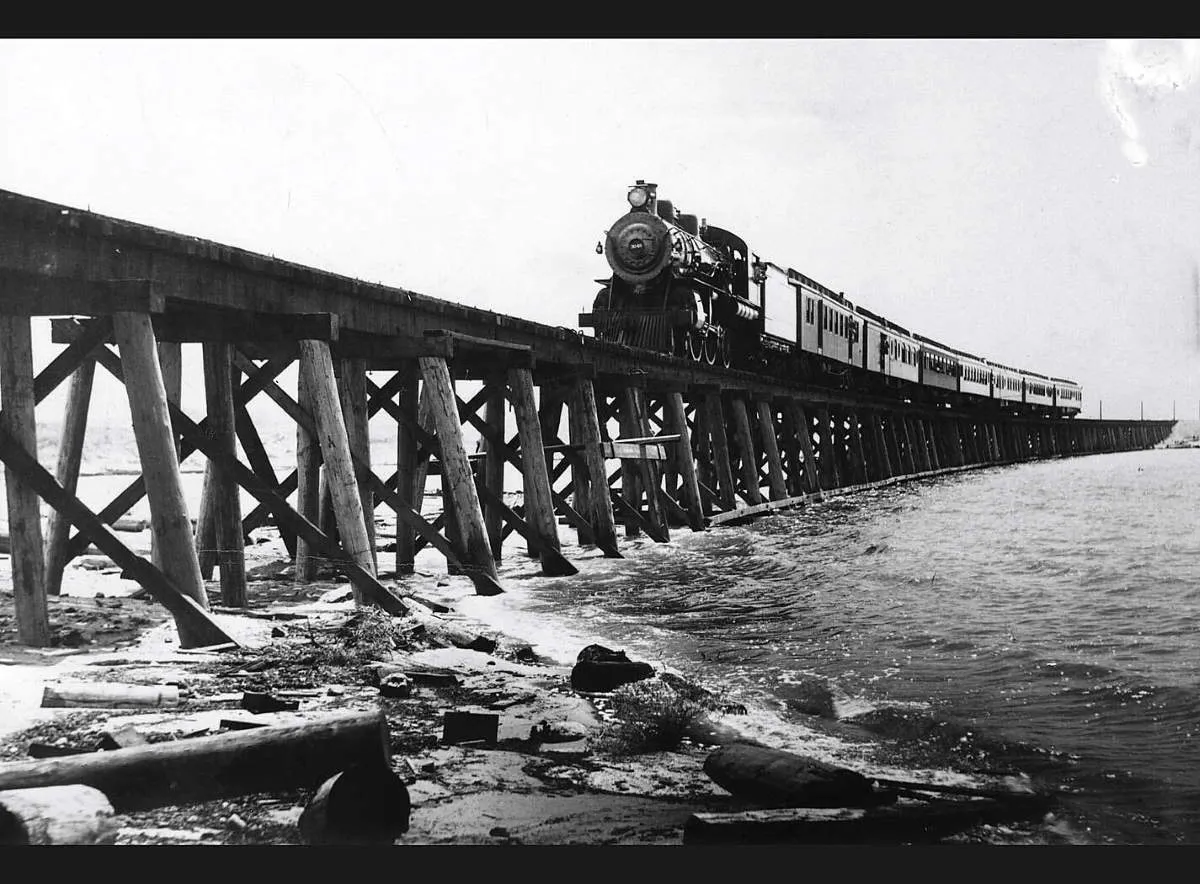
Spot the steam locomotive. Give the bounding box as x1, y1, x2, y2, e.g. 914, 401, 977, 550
579, 180, 1082, 418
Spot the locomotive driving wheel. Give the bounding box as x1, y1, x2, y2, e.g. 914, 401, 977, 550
720, 333, 732, 368
686, 328, 704, 362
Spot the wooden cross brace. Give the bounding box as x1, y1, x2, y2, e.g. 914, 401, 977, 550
88, 343, 420, 612
223, 356, 505, 594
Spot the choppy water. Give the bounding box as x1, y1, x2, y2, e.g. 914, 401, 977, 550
465, 447, 1200, 845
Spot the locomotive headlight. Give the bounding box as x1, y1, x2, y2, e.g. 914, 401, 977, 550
627, 186, 650, 209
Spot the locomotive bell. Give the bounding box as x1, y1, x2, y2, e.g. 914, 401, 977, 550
605, 211, 672, 284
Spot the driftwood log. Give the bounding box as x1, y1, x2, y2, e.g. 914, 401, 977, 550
683, 792, 1054, 845
298, 766, 411, 845
703, 743, 895, 808
0, 710, 390, 812
41, 682, 180, 709
0, 785, 118, 844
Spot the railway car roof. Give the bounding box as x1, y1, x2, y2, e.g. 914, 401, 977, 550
786, 268, 842, 302
911, 332, 961, 356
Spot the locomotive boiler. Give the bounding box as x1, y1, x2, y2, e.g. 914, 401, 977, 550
580, 180, 761, 367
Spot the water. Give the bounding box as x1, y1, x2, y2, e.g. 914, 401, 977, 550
466, 447, 1200, 844
9, 414, 1198, 842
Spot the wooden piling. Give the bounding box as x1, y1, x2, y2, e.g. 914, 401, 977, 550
899, 417, 918, 474
617, 389, 644, 537
622, 387, 669, 541
300, 340, 378, 604
0, 315, 50, 645
152, 342, 182, 572
691, 393, 715, 514
756, 401, 788, 502
704, 392, 737, 510
482, 376, 506, 560
569, 377, 620, 557
665, 392, 705, 530
775, 399, 804, 497
791, 402, 821, 493
112, 312, 212, 646
338, 358, 375, 569
202, 341, 246, 607
847, 412, 871, 484
508, 367, 572, 573
417, 356, 499, 587
729, 396, 762, 506
295, 365, 322, 583
43, 357, 94, 597
391, 364, 420, 576
815, 407, 840, 489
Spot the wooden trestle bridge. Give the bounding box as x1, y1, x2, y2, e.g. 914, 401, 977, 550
0, 189, 1176, 649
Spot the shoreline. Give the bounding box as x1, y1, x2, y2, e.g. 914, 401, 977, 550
0, 528, 753, 845
0, 494, 1070, 845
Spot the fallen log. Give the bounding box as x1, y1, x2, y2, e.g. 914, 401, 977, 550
41, 682, 180, 709
683, 792, 1054, 844
0, 785, 118, 845
703, 744, 895, 808
298, 766, 411, 845
0, 710, 390, 812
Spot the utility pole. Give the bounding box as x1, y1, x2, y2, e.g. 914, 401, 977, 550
1099, 400, 1103, 421
1141, 401, 1144, 421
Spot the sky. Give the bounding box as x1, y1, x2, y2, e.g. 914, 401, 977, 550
2, 38, 1199, 425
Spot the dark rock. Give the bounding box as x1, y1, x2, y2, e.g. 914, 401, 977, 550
442, 711, 499, 745
241, 691, 300, 714
576, 644, 631, 665
513, 645, 539, 664
490, 826, 509, 838
571, 645, 655, 693
779, 678, 837, 718
299, 765, 411, 846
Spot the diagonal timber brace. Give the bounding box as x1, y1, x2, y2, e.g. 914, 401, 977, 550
89, 344, 415, 614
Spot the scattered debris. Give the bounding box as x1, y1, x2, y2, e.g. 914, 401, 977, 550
241, 692, 300, 714
378, 674, 411, 699
442, 712, 499, 745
